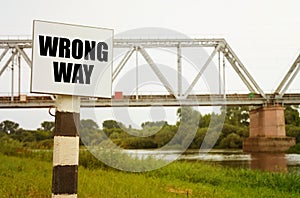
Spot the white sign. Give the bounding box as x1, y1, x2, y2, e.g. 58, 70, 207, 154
31, 20, 113, 98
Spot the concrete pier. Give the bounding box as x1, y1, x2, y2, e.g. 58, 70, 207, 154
243, 105, 295, 152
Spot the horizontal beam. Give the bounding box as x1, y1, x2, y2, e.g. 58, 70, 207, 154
0, 94, 281, 108
0, 40, 32, 49
2, 93, 300, 108
114, 38, 224, 48
0, 38, 225, 49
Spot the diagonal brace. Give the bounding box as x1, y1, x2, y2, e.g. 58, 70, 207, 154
278, 63, 300, 98
224, 53, 256, 93
112, 47, 135, 82
275, 53, 300, 95
0, 53, 15, 76
139, 46, 176, 96
184, 44, 222, 97
0, 47, 9, 62
222, 42, 266, 98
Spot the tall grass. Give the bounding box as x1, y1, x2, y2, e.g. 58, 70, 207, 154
1, 153, 300, 197
0, 138, 300, 197
148, 161, 300, 197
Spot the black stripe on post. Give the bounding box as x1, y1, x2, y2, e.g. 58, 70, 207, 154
55, 111, 80, 137
52, 165, 78, 195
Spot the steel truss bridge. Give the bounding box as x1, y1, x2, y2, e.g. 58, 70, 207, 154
0, 38, 300, 108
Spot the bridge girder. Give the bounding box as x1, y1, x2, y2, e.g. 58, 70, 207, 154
0, 37, 298, 107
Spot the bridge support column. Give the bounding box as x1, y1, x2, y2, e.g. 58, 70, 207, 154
243, 105, 295, 152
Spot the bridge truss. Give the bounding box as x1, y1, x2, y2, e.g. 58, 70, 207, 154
0, 38, 299, 108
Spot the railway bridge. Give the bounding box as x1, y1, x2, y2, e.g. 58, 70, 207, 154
0, 38, 299, 152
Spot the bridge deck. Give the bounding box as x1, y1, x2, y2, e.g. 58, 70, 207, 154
0, 94, 299, 108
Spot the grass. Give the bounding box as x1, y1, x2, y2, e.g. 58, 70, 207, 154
0, 154, 52, 197
0, 153, 300, 197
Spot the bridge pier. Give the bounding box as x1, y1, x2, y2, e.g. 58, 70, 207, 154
243, 105, 295, 152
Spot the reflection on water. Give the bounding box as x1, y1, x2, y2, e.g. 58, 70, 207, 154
124, 149, 300, 173
250, 153, 287, 172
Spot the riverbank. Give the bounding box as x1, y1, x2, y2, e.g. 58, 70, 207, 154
0, 153, 300, 197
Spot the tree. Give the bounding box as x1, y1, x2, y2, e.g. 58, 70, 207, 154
177, 107, 201, 125
285, 106, 300, 126
286, 125, 300, 143
176, 107, 201, 147
80, 119, 103, 146
154, 125, 177, 147
219, 133, 242, 148
190, 127, 207, 148
0, 120, 19, 134
224, 106, 249, 126
102, 120, 120, 129
141, 121, 168, 128
81, 119, 99, 130
39, 121, 55, 132
199, 114, 211, 128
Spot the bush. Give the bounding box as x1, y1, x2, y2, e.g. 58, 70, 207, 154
120, 137, 157, 149
0, 135, 24, 155
287, 143, 300, 154
286, 125, 300, 143
219, 133, 242, 148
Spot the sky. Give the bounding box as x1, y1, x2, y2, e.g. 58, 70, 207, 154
1, 0, 300, 129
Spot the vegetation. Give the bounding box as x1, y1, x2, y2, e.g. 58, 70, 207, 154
0, 105, 299, 151
0, 153, 300, 197
0, 104, 299, 197
288, 143, 300, 154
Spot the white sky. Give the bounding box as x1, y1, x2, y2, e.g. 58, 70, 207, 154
1, 0, 300, 129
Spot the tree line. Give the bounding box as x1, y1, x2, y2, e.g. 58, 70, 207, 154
0, 106, 300, 150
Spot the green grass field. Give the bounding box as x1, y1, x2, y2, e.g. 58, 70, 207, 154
0, 153, 300, 197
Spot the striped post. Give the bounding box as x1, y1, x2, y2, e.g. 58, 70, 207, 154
52, 95, 80, 198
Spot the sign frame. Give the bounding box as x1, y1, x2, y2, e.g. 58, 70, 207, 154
31, 20, 113, 98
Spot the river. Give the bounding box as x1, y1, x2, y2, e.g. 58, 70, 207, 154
124, 149, 300, 173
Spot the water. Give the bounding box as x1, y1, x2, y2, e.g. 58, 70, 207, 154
124, 149, 300, 173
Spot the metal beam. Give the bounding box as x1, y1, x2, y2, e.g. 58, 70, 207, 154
184, 43, 222, 97
0, 47, 9, 62
177, 44, 182, 97
278, 63, 300, 98
0, 40, 32, 49
112, 47, 135, 82
218, 51, 221, 94
3, 93, 300, 108
0, 53, 14, 76
139, 46, 176, 96
275, 53, 300, 95
135, 49, 139, 99
223, 55, 226, 99
222, 42, 266, 98
18, 53, 21, 96
0, 38, 276, 103
223, 53, 256, 93
114, 38, 224, 48
15, 45, 31, 68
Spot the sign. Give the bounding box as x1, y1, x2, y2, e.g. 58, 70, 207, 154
31, 20, 113, 98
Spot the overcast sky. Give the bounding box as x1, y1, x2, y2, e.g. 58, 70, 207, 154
1, 0, 300, 129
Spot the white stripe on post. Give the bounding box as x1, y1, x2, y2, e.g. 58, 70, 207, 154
55, 95, 80, 113
53, 136, 80, 166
